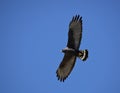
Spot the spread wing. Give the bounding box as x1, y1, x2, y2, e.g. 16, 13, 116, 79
67, 15, 82, 50
56, 15, 82, 82
56, 52, 76, 82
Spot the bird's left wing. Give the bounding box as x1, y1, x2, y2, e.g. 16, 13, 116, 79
67, 15, 82, 50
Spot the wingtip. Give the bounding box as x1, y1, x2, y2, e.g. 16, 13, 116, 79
72, 14, 82, 22
56, 70, 67, 82
56, 74, 66, 82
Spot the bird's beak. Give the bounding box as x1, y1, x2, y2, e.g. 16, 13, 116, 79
60, 49, 64, 53
60, 49, 63, 52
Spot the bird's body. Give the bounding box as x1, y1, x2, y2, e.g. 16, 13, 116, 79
62, 47, 88, 61
56, 15, 88, 82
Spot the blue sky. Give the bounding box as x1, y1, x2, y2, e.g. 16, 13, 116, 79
0, 0, 120, 93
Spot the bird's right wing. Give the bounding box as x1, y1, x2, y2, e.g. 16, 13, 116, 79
56, 52, 76, 82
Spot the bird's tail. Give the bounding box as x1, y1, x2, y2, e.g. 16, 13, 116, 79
77, 49, 88, 61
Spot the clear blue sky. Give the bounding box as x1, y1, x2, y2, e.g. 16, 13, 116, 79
0, 0, 120, 93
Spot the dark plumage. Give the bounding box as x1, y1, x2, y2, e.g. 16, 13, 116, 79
56, 15, 88, 82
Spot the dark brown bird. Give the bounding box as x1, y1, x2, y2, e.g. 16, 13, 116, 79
56, 15, 88, 82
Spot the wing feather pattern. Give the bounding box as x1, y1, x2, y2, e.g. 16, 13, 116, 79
67, 15, 82, 50
56, 15, 82, 82
56, 52, 76, 82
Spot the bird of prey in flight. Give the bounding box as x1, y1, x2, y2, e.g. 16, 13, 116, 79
56, 15, 88, 82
